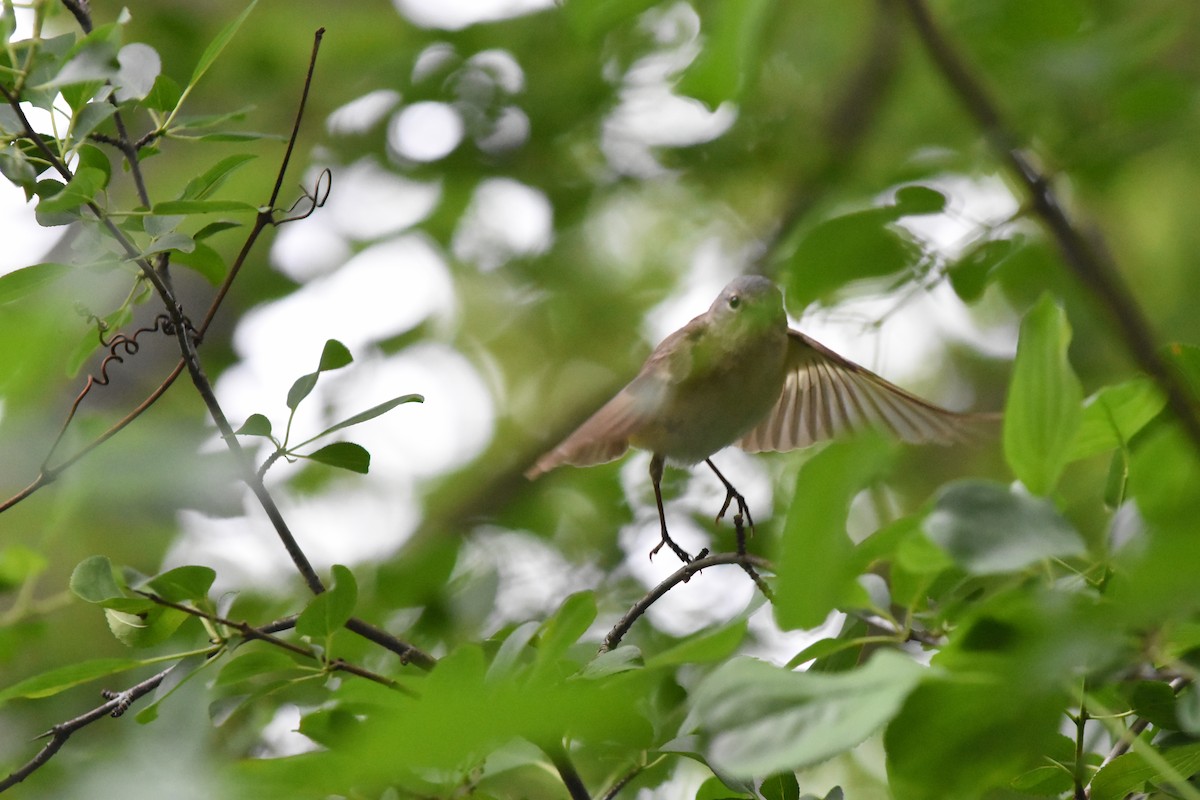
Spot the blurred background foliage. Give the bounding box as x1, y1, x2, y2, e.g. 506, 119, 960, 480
2, 0, 1200, 797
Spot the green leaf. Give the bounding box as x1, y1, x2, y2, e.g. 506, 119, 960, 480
921, 480, 1086, 575
286, 372, 319, 410
37, 166, 106, 214
893, 185, 947, 215
774, 434, 893, 629
685, 650, 925, 779
949, 239, 1015, 303
0, 262, 71, 304
144, 231, 196, 256
143, 73, 182, 114
305, 442, 370, 474
151, 199, 258, 215
296, 564, 358, 641
194, 220, 243, 240
760, 771, 800, 800
1004, 294, 1083, 494
135, 653, 210, 724
646, 620, 748, 668
1090, 741, 1200, 800
188, 1, 258, 89
181, 153, 257, 201
317, 394, 424, 437
318, 339, 353, 371
236, 413, 274, 437
1069, 378, 1166, 460
785, 208, 920, 309
677, 0, 773, 107
534, 591, 597, 673
0, 657, 145, 704
105, 605, 189, 648
143, 565, 216, 603
172, 241, 227, 285
114, 43, 161, 102
216, 648, 300, 688
71, 101, 117, 141
40, 39, 118, 90
70, 555, 126, 604
0, 545, 48, 591
579, 645, 643, 679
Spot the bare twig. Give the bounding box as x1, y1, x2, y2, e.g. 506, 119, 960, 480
137, 591, 409, 691
0, 666, 171, 792
897, 0, 1200, 453
599, 552, 773, 654
542, 742, 592, 800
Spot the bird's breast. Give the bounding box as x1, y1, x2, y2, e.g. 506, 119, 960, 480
630, 331, 787, 463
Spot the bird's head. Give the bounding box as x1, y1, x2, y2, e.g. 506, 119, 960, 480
706, 276, 787, 344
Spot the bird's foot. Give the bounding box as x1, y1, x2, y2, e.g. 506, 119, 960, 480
649, 533, 696, 564
715, 487, 755, 538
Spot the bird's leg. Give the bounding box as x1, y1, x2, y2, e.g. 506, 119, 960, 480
647, 454, 694, 563
705, 458, 756, 553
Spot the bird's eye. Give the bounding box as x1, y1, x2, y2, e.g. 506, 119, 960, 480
728, 295, 741, 309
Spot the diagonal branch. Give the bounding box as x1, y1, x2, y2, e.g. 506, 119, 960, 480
897, 0, 1200, 454
599, 551, 773, 654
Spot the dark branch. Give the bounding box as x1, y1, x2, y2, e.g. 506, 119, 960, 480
897, 0, 1200, 454
0, 666, 171, 792
600, 551, 773, 654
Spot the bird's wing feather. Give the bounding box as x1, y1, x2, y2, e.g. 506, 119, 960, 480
524, 372, 669, 478
736, 330, 984, 452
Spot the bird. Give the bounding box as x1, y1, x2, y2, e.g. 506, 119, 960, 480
525, 275, 984, 563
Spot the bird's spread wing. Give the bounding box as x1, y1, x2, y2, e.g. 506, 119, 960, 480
736, 330, 984, 452
524, 371, 668, 479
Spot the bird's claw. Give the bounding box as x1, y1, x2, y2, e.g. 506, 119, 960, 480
714, 487, 755, 537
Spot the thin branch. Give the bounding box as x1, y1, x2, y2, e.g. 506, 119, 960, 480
0, 666, 171, 793
542, 742, 592, 800
137, 591, 410, 691
897, 0, 1200, 454
599, 764, 644, 800
599, 552, 773, 654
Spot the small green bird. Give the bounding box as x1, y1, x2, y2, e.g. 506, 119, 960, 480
526, 276, 980, 562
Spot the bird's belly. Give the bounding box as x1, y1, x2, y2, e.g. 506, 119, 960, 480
631, 350, 784, 464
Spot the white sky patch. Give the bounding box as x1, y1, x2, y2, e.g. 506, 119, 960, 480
388, 101, 464, 162
220, 234, 455, 421
324, 158, 442, 241
452, 177, 553, 271
326, 89, 401, 136
391, 0, 553, 30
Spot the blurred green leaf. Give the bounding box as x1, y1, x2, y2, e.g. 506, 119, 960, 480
1089, 741, 1200, 800
296, 564, 358, 641
0, 658, 146, 704
678, 0, 773, 107
151, 199, 257, 215
0, 545, 48, 591
187, 1, 258, 88
921, 480, 1085, 575
646, 620, 748, 668
114, 43, 161, 103
534, 591, 596, 674
1003, 294, 1083, 494
686, 650, 925, 779
1069, 378, 1165, 460
785, 208, 920, 309
774, 434, 893, 629
0, 262, 71, 305
172, 241, 227, 284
